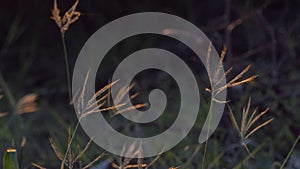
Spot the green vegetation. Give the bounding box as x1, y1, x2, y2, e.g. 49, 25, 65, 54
0, 0, 299, 168
3, 149, 19, 169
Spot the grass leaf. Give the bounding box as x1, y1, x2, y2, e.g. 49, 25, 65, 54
280, 134, 300, 169
3, 148, 19, 169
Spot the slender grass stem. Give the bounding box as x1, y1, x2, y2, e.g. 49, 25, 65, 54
280, 134, 300, 169
60, 32, 72, 103
60, 120, 80, 169
202, 101, 214, 169
202, 140, 208, 169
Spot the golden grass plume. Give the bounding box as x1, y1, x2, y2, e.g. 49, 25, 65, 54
227, 98, 273, 158
51, 0, 81, 35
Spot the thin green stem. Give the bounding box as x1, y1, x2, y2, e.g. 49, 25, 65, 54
202, 101, 214, 169
202, 141, 208, 169
280, 134, 300, 169
60, 121, 80, 169
61, 32, 72, 103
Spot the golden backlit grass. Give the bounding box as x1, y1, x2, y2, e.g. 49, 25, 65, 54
227, 98, 273, 158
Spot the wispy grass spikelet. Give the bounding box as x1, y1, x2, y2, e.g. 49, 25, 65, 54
227, 98, 273, 158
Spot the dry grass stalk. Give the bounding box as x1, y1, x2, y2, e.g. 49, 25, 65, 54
111, 144, 144, 169
50, 128, 105, 169
51, 0, 81, 35
144, 149, 164, 169
16, 93, 38, 115
109, 143, 166, 169
82, 152, 106, 169
31, 162, 47, 169
51, 0, 81, 102
227, 98, 273, 158
169, 167, 181, 169
202, 45, 259, 167
73, 70, 115, 119
120, 142, 143, 168
0, 112, 8, 117
73, 70, 147, 120
21, 136, 26, 148
0, 91, 38, 117
205, 45, 258, 103
112, 161, 148, 169
111, 103, 147, 117
214, 65, 258, 95
110, 83, 147, 117
49, 137, 64, 161
74, 138, 93, 162
56, 70, 146, 169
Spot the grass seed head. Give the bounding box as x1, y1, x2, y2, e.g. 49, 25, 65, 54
51, 0, 81, 35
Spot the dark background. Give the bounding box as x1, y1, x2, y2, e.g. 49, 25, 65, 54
0, 0, 300, 168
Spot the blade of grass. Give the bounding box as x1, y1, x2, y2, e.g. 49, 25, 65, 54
3, 148, 19, 169
280, 134, 300, 169
227, 104, 240, 134
246, 108, 270, 132
182, 145, 200, 169
31, 162, 46, 169
61, 32, 72, 103
233, 143, 265, 169
245, 118, 273, 139
60, 122, 80, 169
82, 152, 106, 169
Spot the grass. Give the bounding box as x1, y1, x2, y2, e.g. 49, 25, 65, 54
51, 0, 81, 102
0, 0, 299, 168
46, 34, 272, 168
280, 134, 300, 169
3, 148, 19, 169
49, 128, 105, 169
201, 45, 263, 168
50, 4, 269, 167
227, 98, 273, 157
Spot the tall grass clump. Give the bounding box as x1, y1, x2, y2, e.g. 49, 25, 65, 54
46, 2, 276, 168
201, 45, 272, 168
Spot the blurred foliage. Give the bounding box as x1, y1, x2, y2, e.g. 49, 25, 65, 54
0, 0, 299, 168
